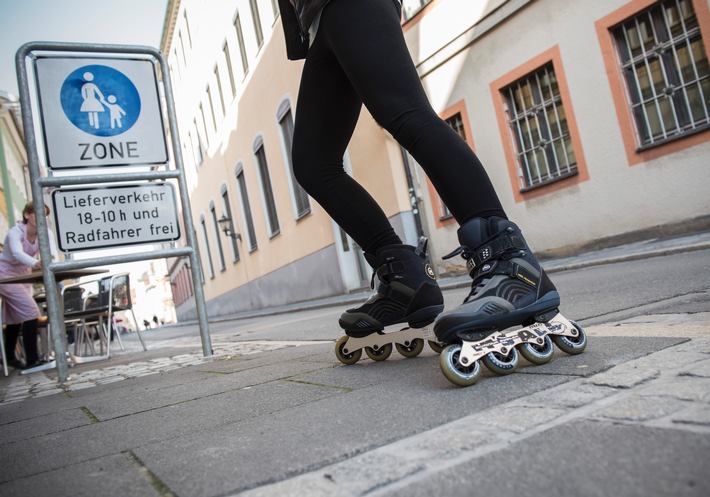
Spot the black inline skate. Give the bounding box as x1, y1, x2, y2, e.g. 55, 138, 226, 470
335, 237, 446, 364
434, 217, 586, 386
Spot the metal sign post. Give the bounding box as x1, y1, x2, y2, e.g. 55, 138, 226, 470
15, 42, 212, 382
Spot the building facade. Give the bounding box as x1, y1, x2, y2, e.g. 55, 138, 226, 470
162, 0, 710, 320
0, 90, 30, 240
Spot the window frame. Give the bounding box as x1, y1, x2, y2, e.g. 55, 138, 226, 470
491, 45, 589, 202
596, 0, 710, 165
276, 99, 311, 220
253, 135, 281, 238
209, 201, 227, 272
235, 162, 258, 252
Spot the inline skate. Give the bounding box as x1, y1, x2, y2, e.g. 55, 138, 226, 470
433, 217, 587, 386
335, 237, 446, 364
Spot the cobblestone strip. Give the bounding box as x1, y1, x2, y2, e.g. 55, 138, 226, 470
0, 341, 320, 404
234, 338, 710, 497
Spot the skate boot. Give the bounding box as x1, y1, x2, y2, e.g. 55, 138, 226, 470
434, 217, 587, 386
335, 237, 445, 364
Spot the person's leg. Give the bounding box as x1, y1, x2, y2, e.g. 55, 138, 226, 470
316, 0, 506, 224
316, 0, 558, 339
20, 319, 39, 366
291, 9, 442, 334
3, 323, 22, 367
291, 26, 401, 254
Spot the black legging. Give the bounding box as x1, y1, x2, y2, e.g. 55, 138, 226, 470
4, 319, 39, 366
291, 0, 505, 255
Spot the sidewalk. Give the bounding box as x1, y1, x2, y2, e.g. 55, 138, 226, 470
0, 231, 708, 497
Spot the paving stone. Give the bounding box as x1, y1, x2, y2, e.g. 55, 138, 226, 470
588, 365, 660, 389
519, 381, 617, 408
472, 406, 568, 434
671, 406, 710, 427
592, 395, 689, 422
324, 452, 425, 496
636, 377, 710, 402
678, 359, 710, 379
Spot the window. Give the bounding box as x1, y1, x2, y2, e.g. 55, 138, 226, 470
206, 87, 218, 131
271, 0, 279, 19
172, 49, 182, 79
214, 66, 226, 116
235, 14, 249, 74
249, 0, 264, 47
198, 104, 210, 146
178, 31, 187, 65
200, 215, 215, 279
192, 120, 204, 165
210, 202, 226, 272
183, 10, 193, 47
236, 165, 258, 251
254, 140, 280, 236
611, 0, 709, 148
277, 104, 311, 218
402, 0, 433, 21
432, 113, 473, 220
502, 63, 578, 191
221, 187, 240, 262
223, 43, 237, 97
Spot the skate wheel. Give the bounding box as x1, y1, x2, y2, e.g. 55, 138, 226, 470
365, 343, 392, 362
518, 335, 554, 365
396, 338, 425, 358
551, 321, 587, 355
439, 344, 482, 387
482, 347, 519, 375
428, 340, 445, 354
335, 336, 362, 365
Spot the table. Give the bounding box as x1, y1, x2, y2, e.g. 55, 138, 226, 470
0, 268, 108, 375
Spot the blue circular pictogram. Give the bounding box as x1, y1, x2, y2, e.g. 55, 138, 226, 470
60, 64, 141, 136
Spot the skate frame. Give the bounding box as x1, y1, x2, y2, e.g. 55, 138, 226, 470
456, 312, 579, 367
341, 324, 436, 356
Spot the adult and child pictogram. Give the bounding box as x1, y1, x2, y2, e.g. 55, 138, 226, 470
60, 64, 141, 136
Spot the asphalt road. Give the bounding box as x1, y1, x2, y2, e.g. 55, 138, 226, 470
142, 249, 710, 346
1, 248, 708, 497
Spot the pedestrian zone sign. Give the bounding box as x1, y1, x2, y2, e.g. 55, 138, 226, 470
34, 56, 167, 169
52, 183, 181, 252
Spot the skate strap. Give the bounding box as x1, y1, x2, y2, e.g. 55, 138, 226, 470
474, 260, 538, 288
376, 260, 406, 280
464, 230, 526, 267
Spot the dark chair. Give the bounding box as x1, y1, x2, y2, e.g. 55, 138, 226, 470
62, 272, 147, 361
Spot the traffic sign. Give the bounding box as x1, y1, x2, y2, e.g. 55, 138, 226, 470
34, 56, 168, 169
52, 183, 181, 251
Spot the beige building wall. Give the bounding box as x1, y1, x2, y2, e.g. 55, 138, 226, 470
163, 0, 418, 319
164, 0, 710, 317
403, 0, 710, 274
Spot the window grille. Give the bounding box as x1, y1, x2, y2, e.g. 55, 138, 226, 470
502, 63, 578, 191
612, 0, 709, 148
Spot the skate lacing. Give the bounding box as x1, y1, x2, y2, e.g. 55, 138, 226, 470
443, 245, 492, 303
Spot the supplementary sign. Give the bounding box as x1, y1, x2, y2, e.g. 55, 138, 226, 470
52, 183, 181, 252
34, 56, 167, 169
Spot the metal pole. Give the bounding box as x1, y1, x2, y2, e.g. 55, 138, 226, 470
157, 49, 212, 356
16, 44, 70, 381
14, 41, 215, 384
